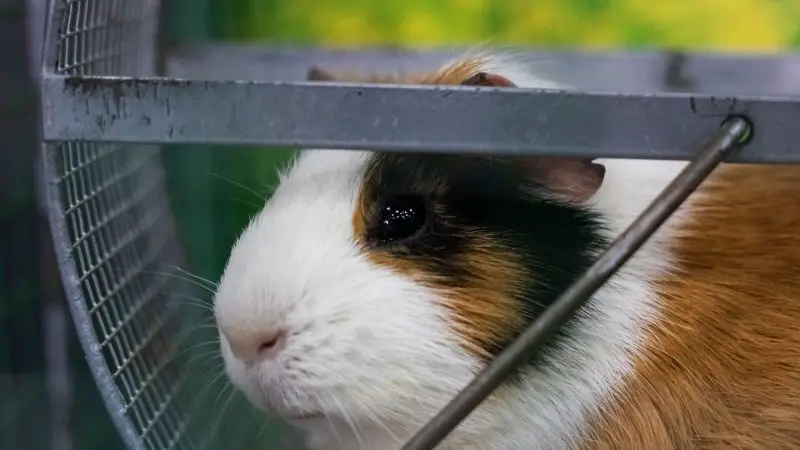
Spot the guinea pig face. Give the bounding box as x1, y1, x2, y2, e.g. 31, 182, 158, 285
213, 145, 608, 440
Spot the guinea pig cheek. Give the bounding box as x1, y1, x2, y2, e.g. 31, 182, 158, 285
440, 236, 531, 361
357, 220, 531, 363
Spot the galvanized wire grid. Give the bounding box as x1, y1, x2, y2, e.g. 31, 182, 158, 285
52, 144, 192, 449
56, 0, 158, 76
48, 0, 192, 448
42, 0, 279, 449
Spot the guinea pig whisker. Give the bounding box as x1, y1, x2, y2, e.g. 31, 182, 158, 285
167, 297, 216, 313
177, 361, 231, 442
193, 364, 228, 408
207, 383, 233, 427
205, 171, 268, 201
177, 341, 221, 361
331, 394, 366, 450
188, 366, 229, 410
315, 393, 344, 448
178, 347, 222, 369
251, 422, 269, 448
350, 394, 402, 443
170, 265, 219, 289
178, 338, 221, 354
231, 197, 265, 211
204, 385, 238, 447
169, 320, 218, 347
198, 362, 229, 393
144, 270, 217, 295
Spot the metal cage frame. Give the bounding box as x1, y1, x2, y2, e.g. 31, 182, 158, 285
37, 0, 800, 449
39, 1, 187, 450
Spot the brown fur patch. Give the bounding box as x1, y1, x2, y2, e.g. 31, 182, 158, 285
583, 164, 800, 449
369, 230, 528, 361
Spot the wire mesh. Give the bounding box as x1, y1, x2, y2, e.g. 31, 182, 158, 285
41, 0, 287, 448
53, 144, 193, 449
54, 0, 159, 76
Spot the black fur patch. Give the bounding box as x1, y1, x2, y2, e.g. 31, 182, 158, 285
361, 152, 610, 360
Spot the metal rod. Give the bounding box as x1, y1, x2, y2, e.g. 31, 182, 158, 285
400, 116, 751, 450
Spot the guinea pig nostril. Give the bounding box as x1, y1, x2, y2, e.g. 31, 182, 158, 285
260, 335, 279, 350
226, 329, 287, 364
256, 330, 286, 359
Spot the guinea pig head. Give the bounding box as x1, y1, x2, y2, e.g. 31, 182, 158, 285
213, 69, 609, 444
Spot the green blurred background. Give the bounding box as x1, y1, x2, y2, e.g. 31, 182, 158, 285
3, 0, 800, 449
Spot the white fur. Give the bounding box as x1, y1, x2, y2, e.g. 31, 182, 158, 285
213, 56, 690, 449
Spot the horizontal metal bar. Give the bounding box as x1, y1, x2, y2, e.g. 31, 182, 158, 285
401, 116, 750, 450
42, 73, 798, 162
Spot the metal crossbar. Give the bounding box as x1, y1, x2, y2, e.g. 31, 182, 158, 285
42, 73, 798, 163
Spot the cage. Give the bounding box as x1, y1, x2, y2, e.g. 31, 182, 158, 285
37, 0, 800, 449
38, 0, 293, 449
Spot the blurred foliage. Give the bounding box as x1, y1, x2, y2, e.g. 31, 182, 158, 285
220, 0, 800, 51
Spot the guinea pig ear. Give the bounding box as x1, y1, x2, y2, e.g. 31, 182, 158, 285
461, 72, 602, 201
461, 72, 516, 88
307, 66, 338, 81
519, 156, 606, 203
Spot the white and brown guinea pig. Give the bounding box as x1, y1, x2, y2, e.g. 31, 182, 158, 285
213, 51, 800, 450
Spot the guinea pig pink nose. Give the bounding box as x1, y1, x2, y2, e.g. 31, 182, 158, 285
225, 329, 286, 364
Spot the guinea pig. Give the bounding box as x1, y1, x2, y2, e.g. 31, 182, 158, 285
213, 52, 800, 450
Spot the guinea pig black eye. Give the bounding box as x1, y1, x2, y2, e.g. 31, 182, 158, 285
375, 195, 428, 243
